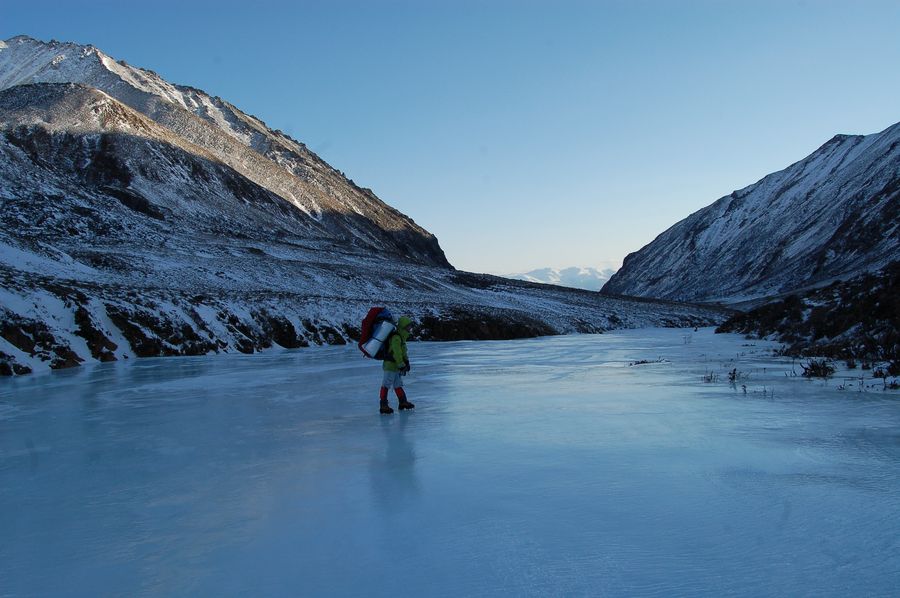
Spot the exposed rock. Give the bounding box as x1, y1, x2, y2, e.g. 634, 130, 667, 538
717, 260, 900, 367
417, 308, 557, 341
73, 305, 117, 360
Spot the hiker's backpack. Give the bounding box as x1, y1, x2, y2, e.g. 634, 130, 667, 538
359, 307, 396, 359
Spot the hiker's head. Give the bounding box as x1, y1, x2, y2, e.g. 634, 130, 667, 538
397, 316, 413, 330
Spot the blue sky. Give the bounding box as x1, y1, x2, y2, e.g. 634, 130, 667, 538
3, 1, 899, 274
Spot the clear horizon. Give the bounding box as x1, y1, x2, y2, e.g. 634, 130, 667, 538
3, 0, 899, 274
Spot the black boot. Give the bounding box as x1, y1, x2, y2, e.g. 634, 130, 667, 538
380, 398, 394, 415
396, 388, 415, 410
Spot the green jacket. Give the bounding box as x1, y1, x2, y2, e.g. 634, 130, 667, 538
383, 316, 411, 372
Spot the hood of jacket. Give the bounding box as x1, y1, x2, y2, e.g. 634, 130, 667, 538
396, 316, 412, 341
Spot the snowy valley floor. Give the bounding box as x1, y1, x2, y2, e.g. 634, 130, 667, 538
1, 328, 899, 596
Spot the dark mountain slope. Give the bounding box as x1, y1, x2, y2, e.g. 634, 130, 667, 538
603, 125, 900, 304
717, 261, 900, 369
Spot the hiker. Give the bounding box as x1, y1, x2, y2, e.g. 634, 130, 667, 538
379, 316, 415, 415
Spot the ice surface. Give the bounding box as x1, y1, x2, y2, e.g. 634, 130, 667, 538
1, 328, 898, 596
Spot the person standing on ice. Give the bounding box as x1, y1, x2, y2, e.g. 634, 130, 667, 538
380, 316, 415, 415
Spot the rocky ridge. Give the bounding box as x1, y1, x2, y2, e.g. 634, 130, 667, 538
0, 35, 447, 266
603, 124, 900, 304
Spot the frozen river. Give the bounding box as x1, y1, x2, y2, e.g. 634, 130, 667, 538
1, 328, 898, 597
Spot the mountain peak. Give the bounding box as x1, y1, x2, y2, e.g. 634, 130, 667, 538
0, 35, 451, 267
603, 122, 900, 304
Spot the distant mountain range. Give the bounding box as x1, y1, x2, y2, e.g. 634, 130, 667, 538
506, 266, 616, 291
603, 123, 900, 305
0, 36, 725, 375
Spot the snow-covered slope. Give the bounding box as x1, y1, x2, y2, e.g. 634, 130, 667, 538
0, 37, 728, 376
603, 124, 900, 304
506, 266, 616, 291
0, 35, 447, 266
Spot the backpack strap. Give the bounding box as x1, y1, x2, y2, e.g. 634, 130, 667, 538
381, 330, 398, 361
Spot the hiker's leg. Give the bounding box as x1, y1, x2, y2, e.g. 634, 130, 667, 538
396, 386, 414, 410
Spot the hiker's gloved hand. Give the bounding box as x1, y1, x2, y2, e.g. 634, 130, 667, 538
399, 362, 410, 375
404, 360, 411, 373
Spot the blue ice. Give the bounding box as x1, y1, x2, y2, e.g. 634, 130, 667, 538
1, 328, 898, 596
